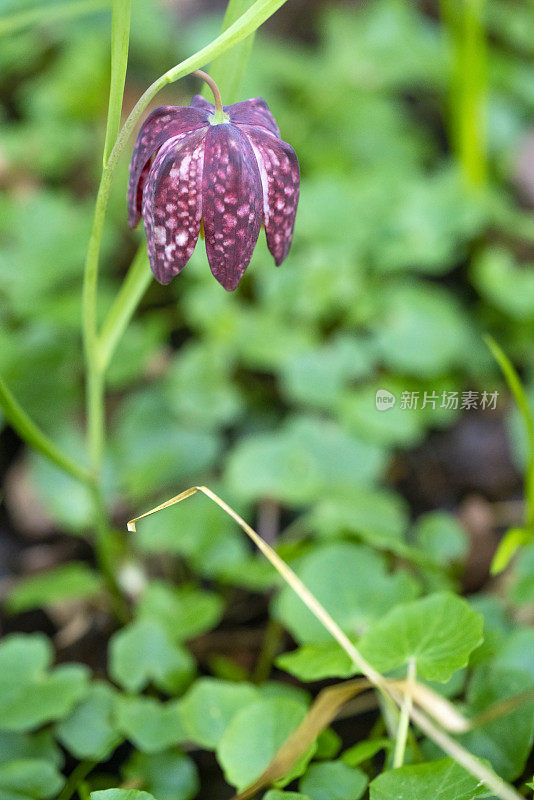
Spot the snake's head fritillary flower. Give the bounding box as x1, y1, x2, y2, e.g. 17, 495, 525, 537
128, 71, 300, 291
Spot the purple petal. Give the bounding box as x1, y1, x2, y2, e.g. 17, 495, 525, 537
190, 94, 215, 114
202, 124, 263, 291
128, 105, 209, 228
242, 126, 300, 266
226, 98, 280, 137
142, 129, 207, 285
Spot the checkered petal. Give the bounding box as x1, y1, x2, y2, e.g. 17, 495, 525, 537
242, 126, 300, 265
142, 129, 206, 284
226, 98, 280, 137
128, 105, 209, 228
202, 124, 263, 291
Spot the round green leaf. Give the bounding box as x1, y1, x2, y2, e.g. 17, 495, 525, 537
273, 543, 419, 643
458, 666, 534, 780
217, 698, 308, 790
299, 761, 368, 800
370, 757, 488, 800
109, 619, 195, 695
115, 696, 186, 753
226, 417, 386, 506
137, 582, 224, 643
0, 758, 64, 800
122, 750, 199, 800
91, 791, 155, 800
358, 592, 483, 681
414, 512, 468, 566
0, 659, 89, 733
179, 678, 259, 749
56, 682, 119, 760
277, 643, 355, 683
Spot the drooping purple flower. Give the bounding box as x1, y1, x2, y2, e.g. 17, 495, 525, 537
128, 91, 300, 291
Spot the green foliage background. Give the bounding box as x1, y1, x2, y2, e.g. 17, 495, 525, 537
1, 0, 534, 798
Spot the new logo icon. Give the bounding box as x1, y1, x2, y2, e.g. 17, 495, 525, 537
375, 389, 396, 411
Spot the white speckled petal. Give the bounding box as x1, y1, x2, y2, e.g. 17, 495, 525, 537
201, 123, 263, 291
128, 105, 209, 228
142, 129, 207, 284
241, 125, 300, 266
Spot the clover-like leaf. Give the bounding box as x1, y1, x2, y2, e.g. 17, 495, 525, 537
0, 634, 89, 732
0, 758, 65, 800
264, 793, 310, 800
122, 750, 199, 800
226, 416, 387, 506
179, 678, 259, 749
109, 619, 195, 694
0, 730, 63, 767
137, 581, 224, 643
115, 695, 187, 753
414, 512, 468, 566
277, 643, 355, 682
299, 761, 368, 800
56, 682, 120, 760
91, 791, 156, 800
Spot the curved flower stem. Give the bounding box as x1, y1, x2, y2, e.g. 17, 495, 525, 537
0, 374, 92, 486
192, 69, 226, 121
104, 0, 288, 173
393, 658, 416, 768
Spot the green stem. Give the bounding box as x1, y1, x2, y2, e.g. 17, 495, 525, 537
0, 374, 92, 486
393, 659, 416, 768
83, 0, 131, 476
83, 178, 112, 478
0, 0, 109, 38
193, 69, 226, 121
90, 484, 130, 622
57, 760, 97, 800
98, 245, 152, 372
82, 0, 131, 610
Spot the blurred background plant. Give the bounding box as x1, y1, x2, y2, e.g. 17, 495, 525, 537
1, 1, 534, 799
